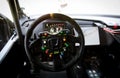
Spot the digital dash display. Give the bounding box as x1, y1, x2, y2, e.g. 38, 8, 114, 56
44, 22, 66, 35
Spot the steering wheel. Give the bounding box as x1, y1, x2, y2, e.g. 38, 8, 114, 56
24, 13, 84, 72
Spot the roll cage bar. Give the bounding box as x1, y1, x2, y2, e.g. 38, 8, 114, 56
7, 0, 26, 45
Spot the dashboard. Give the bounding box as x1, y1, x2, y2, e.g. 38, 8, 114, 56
21, 15, 118, 46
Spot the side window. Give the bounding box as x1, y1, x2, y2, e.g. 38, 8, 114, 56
0, 14, 15, 51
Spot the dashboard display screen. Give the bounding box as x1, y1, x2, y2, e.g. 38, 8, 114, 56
44, 22, 66, 35
81, 27, 100, 45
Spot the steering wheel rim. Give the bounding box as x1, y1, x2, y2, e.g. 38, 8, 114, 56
24, 13, 84, 71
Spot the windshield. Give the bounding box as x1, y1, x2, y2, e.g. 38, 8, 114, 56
18, 0, 120, 16
0, 0, 120, 21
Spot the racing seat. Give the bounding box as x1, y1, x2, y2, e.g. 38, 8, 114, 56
0, 16, 7, 50
0, 14, 14, 51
